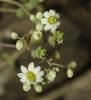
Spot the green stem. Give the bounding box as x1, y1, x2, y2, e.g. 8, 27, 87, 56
51, 63, 66, 69
37, 58, 47, 65
0, 8, 17, 13
0, 0, 30, 17
0, 43, 16, 48
47, 60, 66, 69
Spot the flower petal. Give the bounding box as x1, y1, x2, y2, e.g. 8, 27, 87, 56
20, 79, 26, 83
56, 13, 60, 18
28, 62, 34, 71
21, 65, 28, 73
43, 11, 49, 18
56, 22, 60, 27
49, 10, 56, 16
44, 24, 51, 31
34, 66, 41, 73
41, 18, 47, 24
36, 77, 43, 82
51, 25, 57, 31
17, 73, 25, 78
38, 71, 44, 76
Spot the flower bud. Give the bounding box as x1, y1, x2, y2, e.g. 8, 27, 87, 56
36, 23, 43, 31
16, 40, 24, 50
67, 68, 73, 78
46, 70, 56, 82
35, 47, 46, 58
30, 15, 36, 22
54, 67, 60, 72
33, 31, 43, 40
23, 84, 31, 92
34, 84, 42, 93
36, 12, 43, 20
11, 32, 19, 39
54, 51, 60, 59
68, 61, 77, 69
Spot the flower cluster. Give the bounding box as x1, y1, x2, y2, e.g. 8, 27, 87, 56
17, 62, 59, 92
10, 9, 77, 93
30, 9, 64, 44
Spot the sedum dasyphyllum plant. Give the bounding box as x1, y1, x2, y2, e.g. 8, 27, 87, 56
11, 9, 77, 93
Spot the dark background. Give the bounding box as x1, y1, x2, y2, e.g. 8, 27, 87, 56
0, 0, 91, 100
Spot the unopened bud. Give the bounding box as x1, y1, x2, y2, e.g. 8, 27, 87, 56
23, 84, 31, 92
34, 84, 42, 93
16, 40, 24, 50
11, 32, 19, 39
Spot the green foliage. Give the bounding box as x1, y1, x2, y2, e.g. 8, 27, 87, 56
24, 0, 39, 10
16, 0, 43, 18
52, 31, 64, 44
16, 8, 25, 18
35, 47, 46, 58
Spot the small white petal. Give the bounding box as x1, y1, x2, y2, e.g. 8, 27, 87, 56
43, 11, 49, 18
20, 79, 26, 83
56, 22, 60, 27
41, 18, 47, 24
34, 66, 41, 73
51, 25, 57, 31
21, 65, 28, 73
17, 73, 25, 78
49, 10, 56, 16
25, 80, 32, 86
38, 71, 44, 76
44, 24, 51, 31
56, 13, 60, 18
36, 77, 43, 82
28, 62, 34, 71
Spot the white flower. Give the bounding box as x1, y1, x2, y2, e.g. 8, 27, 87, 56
41, 10, 60, 31
17, 62, 44, 86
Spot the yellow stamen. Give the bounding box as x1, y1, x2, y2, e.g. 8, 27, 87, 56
48, 16, 57, 24
26, 71, 36, 81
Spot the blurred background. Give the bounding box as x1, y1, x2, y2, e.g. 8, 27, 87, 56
0, 0, 91, 100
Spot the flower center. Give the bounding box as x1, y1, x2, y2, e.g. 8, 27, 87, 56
48, 16, 57, 24
26, 71, 36, 81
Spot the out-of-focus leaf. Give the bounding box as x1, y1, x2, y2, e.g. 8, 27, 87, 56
16, 8, 25, 18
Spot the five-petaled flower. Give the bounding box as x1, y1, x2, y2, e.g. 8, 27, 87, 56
41, 10, 60, 31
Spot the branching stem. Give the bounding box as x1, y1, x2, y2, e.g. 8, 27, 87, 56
0, 0, 30, 17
